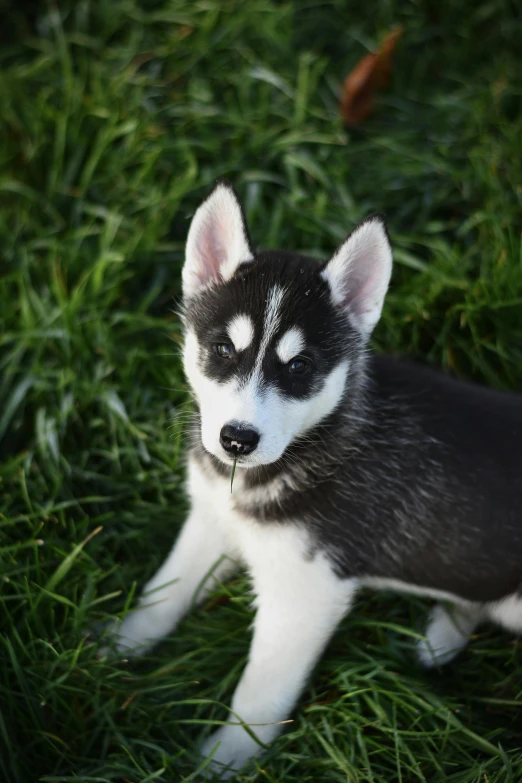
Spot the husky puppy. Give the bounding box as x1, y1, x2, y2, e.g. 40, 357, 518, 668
109, 181, 522, 777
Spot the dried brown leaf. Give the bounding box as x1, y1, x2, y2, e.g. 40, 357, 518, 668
340, 27, 403, 127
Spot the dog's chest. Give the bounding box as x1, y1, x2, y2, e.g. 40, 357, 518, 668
187, 456, 313, 570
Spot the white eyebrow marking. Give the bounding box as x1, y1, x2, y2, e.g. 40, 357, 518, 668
276, 327, 305, 364
259, 286, 285, 357
245, 286, 286, 396
227, 314, 254, 351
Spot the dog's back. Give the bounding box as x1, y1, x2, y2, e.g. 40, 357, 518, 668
352, 355, 522, 600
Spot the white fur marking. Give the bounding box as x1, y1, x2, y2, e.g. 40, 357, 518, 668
488, 593, 522, 632
227, 314, 254, 352
276, 327, 305, 364
255, 286, 285, 370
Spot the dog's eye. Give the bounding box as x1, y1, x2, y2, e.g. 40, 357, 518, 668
288, 358, 308, 375
216, 343, 234, 358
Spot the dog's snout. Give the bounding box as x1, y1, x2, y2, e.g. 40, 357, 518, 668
220, 423, 260, 456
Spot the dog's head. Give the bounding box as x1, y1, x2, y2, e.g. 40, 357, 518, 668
182, 181, 392, 468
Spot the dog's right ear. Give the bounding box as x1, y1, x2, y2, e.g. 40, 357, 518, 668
183, 181, 254, 299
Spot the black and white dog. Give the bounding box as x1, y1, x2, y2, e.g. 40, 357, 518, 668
109, 181, 522, 776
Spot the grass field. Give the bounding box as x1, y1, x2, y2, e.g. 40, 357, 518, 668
1, 1, 522, 781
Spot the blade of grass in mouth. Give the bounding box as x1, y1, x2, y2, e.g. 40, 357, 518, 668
230, 456, 237, 493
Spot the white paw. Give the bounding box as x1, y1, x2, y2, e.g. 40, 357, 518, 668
99, 606, 173, 657
417, 635, 463, 668
417, 604, 475, 668
200, 725, 263, 779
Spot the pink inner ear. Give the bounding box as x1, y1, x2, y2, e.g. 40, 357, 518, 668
343, 265, 378, 315
195, 215, 228, 285
321, 216, 392, 334
184, 184, 254, 298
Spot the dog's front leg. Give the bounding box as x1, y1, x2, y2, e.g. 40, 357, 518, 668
107, 501, 238, 654
201, 535, 355, 777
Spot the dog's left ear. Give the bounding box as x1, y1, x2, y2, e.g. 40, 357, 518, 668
321, 215, 392, 337
183, 181, 254, 299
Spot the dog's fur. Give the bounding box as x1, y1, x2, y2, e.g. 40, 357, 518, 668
108, 182, 522, 777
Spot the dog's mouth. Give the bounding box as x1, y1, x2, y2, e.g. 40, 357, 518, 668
217, 451, 253, 467
206, 445, 274, 471
200, 427, 284, 470
205, 449, 261, 478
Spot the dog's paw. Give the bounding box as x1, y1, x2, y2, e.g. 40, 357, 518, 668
417, 604, 474, 668
97, 608, 169, 658
417, 635, 462, 668
200, 725, 263, 780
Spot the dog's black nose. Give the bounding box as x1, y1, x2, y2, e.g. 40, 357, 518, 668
220, 424, 260, 456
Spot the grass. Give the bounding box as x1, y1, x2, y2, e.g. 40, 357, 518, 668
1, 0, 521, 780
